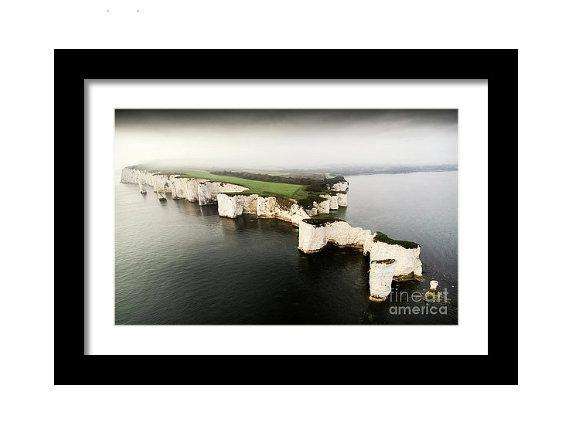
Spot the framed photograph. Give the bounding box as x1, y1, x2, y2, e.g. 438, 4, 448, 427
55, 49, 517, 384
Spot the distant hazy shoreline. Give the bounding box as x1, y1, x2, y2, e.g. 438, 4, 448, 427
339, 165, 458, 176
126, 160, 458, 178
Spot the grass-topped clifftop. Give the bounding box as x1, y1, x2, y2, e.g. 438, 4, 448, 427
184, 170, 304, 198
302, 214, 344, 226
183, 170, 341, 209
128, 165, 347, 210
374, 231, 420, 249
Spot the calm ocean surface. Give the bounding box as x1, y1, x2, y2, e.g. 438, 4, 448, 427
115, 171, 458, 325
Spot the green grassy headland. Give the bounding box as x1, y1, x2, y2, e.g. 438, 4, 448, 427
130, 164, 346, 209
181, 169, 340, 208
374, 231, 419, 249
184, 170, 305, 199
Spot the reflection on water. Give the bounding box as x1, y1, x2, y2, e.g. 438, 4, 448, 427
115, 171, 457, 325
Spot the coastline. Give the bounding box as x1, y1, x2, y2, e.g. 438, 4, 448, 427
120, 166, 424, 301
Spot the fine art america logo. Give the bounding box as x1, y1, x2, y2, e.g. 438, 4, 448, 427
386, 287, 450, 316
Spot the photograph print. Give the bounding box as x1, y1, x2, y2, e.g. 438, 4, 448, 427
115, 109, 458, 325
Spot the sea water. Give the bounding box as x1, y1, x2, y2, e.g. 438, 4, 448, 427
115, 171, 458, 325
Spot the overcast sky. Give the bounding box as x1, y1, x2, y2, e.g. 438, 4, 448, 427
115, 109, 457, 171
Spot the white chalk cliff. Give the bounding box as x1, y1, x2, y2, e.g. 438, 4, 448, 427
368, 240, 422, 279
298, 220, 374, 253
121, 166, 422, 301
369, 259, 397, 301
297, 218, 422, 299
120, 167, 248, 205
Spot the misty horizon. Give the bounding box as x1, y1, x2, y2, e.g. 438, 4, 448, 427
115, 109, 458, 172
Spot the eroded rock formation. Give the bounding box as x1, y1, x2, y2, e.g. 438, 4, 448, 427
121, 166, 422, 301
368, 239, 422, 279
369, 259, 397, 301
297, 218, 422, 283
120, 167, 247, 205
331, 181, 349, 192
217, 193, 310, 225
298, 220, 374, 253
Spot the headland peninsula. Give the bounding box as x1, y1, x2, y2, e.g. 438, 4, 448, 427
120, 165, 425, 301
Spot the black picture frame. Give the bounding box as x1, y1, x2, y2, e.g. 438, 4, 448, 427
54, 49, 517, 385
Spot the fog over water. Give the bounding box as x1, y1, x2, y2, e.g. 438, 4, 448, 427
115, 109, 457, 171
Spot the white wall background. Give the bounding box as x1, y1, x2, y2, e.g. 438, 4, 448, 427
1, 1, 580, 442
